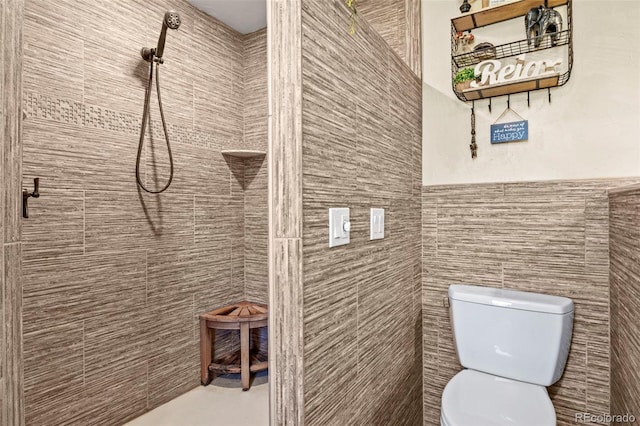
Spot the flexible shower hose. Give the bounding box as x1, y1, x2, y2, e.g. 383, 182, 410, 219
136, 59, 174, 193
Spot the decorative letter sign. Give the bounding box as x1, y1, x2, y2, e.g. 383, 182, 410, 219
490, 120, 529, 144
469, 54, 562, 89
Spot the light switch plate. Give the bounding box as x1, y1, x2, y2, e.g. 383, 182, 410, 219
370, 208, 384, 240
329, 208, 350, 248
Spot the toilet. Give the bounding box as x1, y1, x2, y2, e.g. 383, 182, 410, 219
441, 285, 574, 426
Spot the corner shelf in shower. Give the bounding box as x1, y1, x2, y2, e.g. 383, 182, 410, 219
221, 150, 266, 158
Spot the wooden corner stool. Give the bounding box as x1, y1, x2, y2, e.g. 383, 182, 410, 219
200, 301, 268, 391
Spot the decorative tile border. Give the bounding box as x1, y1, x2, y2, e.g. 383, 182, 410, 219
24, 92, 243, 151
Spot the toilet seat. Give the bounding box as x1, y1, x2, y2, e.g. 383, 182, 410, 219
441, 369, 556, 426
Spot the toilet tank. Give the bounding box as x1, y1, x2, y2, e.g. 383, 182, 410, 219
449, 285, 574, 387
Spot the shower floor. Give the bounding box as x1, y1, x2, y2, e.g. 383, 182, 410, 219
125, 372, 269, 426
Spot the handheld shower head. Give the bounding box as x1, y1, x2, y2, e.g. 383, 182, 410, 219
141, 10, 181, 62
164, 11, 181, 30
155, 11, 181, 59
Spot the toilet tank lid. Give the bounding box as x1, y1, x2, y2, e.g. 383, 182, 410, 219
449, 285, 574, 314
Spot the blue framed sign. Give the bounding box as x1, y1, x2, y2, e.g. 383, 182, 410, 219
490, 120, 528, 144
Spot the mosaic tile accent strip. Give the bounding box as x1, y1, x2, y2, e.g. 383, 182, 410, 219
422, 178, 640, 426
609, 186, 640, 422
23, 92, 243, 151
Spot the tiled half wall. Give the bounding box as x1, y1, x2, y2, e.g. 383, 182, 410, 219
422, 178, 640, 426
20, 0, 267, 424
301, 1, 423, 424
609, 184, 640, 422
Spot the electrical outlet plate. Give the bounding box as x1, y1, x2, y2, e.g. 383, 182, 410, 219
329, 208, 350, 248
370, 208, 384, 240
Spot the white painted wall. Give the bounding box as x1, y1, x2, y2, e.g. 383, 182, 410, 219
422, 0, 640, 185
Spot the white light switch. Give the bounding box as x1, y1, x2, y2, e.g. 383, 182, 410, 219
329, 208, 350, 248
370, 208, 384, 240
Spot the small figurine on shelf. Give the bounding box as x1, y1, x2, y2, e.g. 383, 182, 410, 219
454, 31, 475, 54
460, 0, 471, 13
473, 42, 496, 60
525, 5, 563, 48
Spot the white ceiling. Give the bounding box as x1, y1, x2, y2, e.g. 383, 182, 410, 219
187, 0, 267, 34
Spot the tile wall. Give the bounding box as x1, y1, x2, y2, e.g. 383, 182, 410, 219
609, 184, 640, 422
19, 0, 267, 424
243, 29, 269, 305
358, 0, 422, 77
1, 0, 25, 424
422, 178, 640, 426
267, 0, 306, 423
301, 1, 422, 424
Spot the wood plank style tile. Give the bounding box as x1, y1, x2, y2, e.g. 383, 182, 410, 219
22, 251, 147, 333
268, 0, 305, 423
23, 0, 83, 102
3, 244, 24, 426
81, 0, 152, 115
145, 144, 231, 196
23, 119, 141, 192
299, 1, 422, 424
2, 0, 24, 246
84, 190, 194, 254
609, 187, 640, 421
2, 0, 25, 423
422, 178, 640, 426
358, 0, 422, 77
245, 157, 269, 304
23, 320, 84, 425
269, 0, 303, 240
192, 9, 244, 140
243, 29, 268, 152
270, 238, 305, 425
242, 26, 269, 306
21, 189, 84, 261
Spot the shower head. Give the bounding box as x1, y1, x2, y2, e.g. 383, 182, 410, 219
164, 11, 181, 30
155, 11, 181, 59
141, 10, 181, 62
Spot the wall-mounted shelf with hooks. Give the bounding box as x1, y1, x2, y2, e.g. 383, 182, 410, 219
453, 0, 569, 32
451, 0, 573, 103
461, 74, 560, 101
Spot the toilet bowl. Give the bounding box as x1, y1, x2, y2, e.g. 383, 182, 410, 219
440, 370, 555, 426
441, 285, 574, 426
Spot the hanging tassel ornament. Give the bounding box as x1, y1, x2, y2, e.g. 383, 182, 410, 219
470, 103, 477, 159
